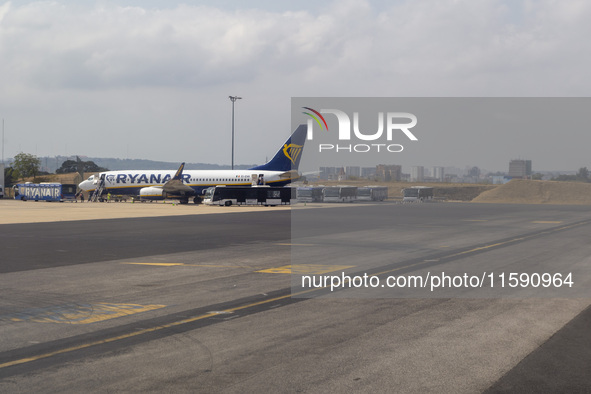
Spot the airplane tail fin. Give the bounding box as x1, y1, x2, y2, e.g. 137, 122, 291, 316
250, 125, 307, 172
172, 162, 185, 180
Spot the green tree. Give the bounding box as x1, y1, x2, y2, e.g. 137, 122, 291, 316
552, 167, 591, 183
552, 174, 577, 182
56, 158, 108, 174
12, 153, 41, 180
576, 167, 589, 181
3, 166, 16, 187
468, 166, 480, 177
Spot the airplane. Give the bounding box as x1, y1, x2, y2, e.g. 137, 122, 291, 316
78, 125, 307, 204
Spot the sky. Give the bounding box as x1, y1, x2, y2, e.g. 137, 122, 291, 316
1, 0, 590, 172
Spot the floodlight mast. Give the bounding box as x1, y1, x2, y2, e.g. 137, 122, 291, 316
229, 96, 242, 170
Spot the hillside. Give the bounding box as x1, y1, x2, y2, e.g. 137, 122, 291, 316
87, 158, 256, 171
472, 179, 591, 205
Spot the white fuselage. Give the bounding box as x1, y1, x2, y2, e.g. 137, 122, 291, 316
78, 169, 292, 195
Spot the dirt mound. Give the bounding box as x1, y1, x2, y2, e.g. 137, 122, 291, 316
432, 185, 496, 201
472, 179, 591, 205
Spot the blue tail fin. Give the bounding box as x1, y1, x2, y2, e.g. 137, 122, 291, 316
172, 162, 185, 180
250, 125, 307, 172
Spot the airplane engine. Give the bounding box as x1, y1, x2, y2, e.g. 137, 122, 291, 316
139, 187, 166, 201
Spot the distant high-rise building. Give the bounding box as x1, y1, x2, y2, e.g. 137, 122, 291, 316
346, 166, 361, 178
376, 164, 401, 182
508, 160, 532, 178
361, 167, 377, 179
319, 166, 338, 180
432, 166, 444, 182
410, 166, 424, 182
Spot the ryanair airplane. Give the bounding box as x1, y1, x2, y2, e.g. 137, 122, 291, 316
78, 125, 307, 204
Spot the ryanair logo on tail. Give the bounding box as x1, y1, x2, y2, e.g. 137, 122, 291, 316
283, 143, 303, 165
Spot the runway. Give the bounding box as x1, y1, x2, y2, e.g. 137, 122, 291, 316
0, 201, 590, 392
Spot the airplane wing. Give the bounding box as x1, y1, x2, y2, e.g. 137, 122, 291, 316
302, 170, 320, 176
162, 163, 195, 194
277, 170, 301, 179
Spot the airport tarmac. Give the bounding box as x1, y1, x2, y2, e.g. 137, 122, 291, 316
1, 201, 590, 392
0, 198, 291, 224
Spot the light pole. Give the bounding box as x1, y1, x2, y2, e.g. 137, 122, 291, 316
229, 96, 242, 170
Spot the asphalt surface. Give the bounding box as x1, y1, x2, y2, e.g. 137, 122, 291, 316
0, 209, 290, 273
0, 202, 590, 392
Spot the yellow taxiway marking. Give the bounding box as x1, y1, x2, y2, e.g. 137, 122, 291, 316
532, 221, 563, 224
0, 288, 318, 370
4, 303, 165, 325
256, 264, 355, 274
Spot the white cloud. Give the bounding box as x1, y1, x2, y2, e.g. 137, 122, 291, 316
0, 0, 590, 169
2, 1, 590, 94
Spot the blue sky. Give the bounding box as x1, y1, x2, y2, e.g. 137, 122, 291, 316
1, 0, 590, 171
